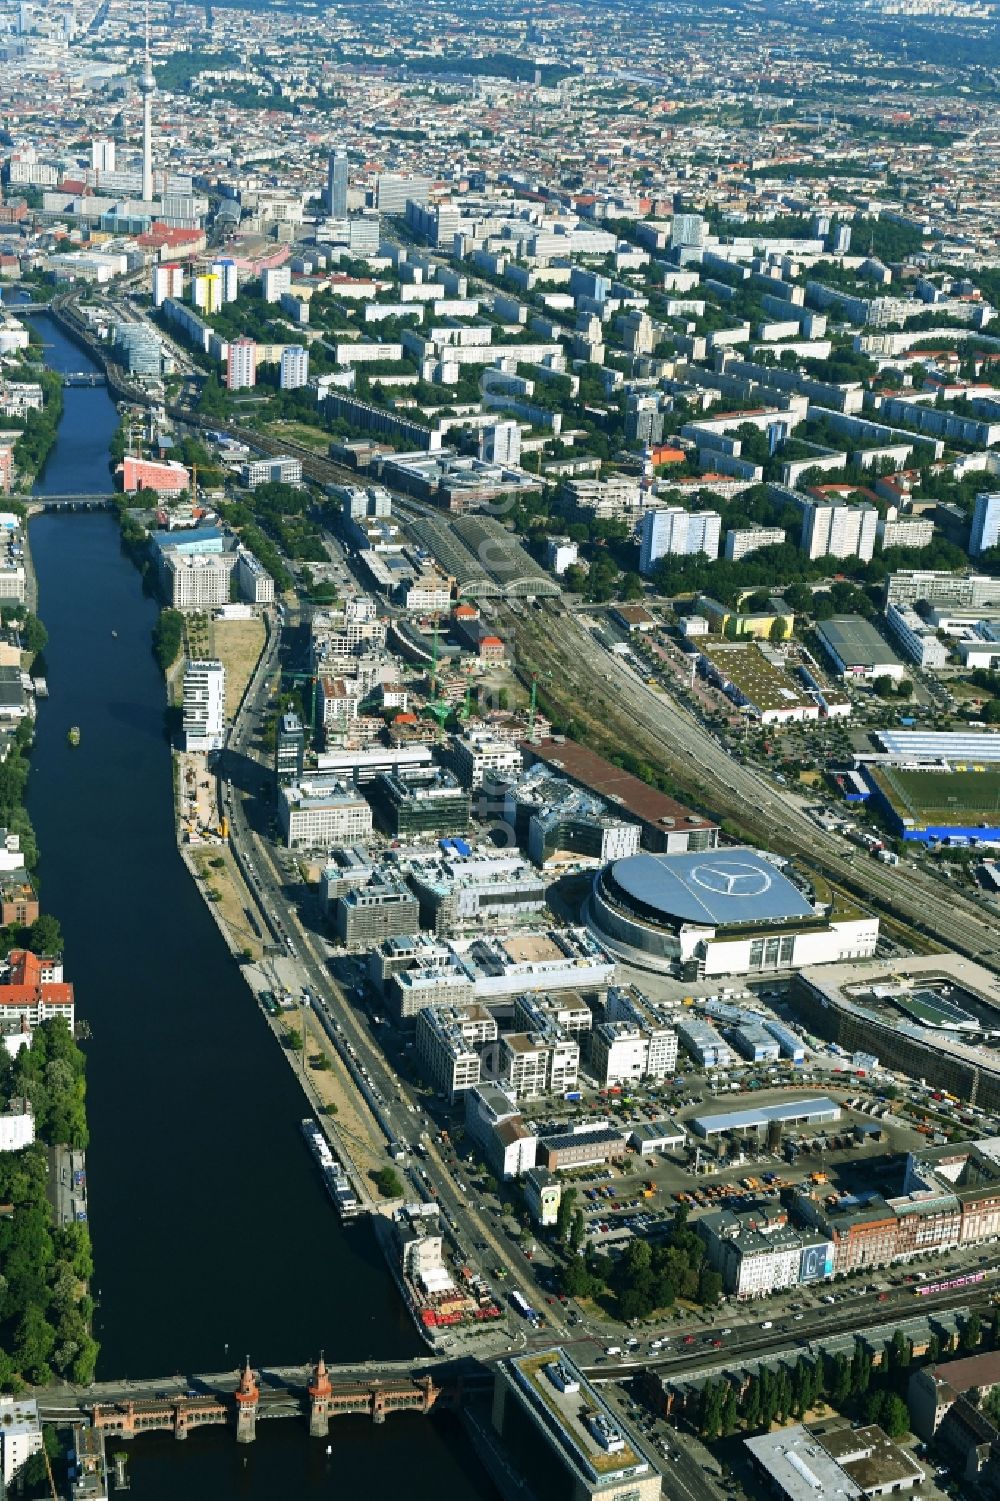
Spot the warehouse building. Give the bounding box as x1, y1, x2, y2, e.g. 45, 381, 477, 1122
816, 616, 907, 682
690, 1097, 841, 1140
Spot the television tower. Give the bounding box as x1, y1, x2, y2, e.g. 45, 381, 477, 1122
138, 0, 155, 203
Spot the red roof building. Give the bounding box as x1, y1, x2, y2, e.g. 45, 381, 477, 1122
0, 950, 74, 1028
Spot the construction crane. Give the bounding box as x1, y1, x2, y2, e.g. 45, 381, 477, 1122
421, 614, 451, 728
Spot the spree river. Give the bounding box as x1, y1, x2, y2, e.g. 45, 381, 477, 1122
25, 309, 497, 1498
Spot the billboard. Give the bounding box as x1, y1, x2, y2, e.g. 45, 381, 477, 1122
799, 1240, 835, 1282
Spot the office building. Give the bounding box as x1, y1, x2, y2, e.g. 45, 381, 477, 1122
885, 571, 1000, 610
182, 659, 226, 752
885, 602, 948, 669
241, 455, 302, 488
603, 986, 679, 1078
333, 879, 420, 949
590, 1022, 652, 1089
971, 492, 1000, 557
639, 507, 721, 574
279, 776, 373, 849
415, 1003, 497, 1100
275, 712, 305, 785
226, 337, 256, 391
119, 455, 189, 496
367, 767, 471, 839
376, 173, 431, 214
327, 150, 349, 218
802, 501, 878, 562
465, 1082, 537, 1179
280, 345, 309, 390
449, 729, 523, 791
409, 852, 548, 937
524, 1165, 562, 1228
234, 549, 274, 604
492, 1350, 659, 1501
479, 420, 522, 467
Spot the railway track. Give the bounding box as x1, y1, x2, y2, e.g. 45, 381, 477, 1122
509, 605, 1000, 970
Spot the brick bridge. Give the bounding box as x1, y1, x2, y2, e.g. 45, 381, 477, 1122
42, 1355, 491, 1444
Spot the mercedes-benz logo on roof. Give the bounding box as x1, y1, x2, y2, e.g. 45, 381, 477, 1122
689, 861, 772, 898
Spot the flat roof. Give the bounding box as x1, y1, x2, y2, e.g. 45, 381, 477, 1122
525, 739, 717, 835
876, 729, 1000, 763
506, 1349, 649, 1486
703, 642, 815, 714
692, 1096, 841, 1137
745, 1427, 863, 1501
608, 848, 814, 927
817, 616, 904, 669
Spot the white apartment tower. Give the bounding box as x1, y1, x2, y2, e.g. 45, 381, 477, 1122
280, 346, 310, 390
183, 660, 226, 752
227, 338, 257, 391
640, 507, 721, 574
801, 501, 877, 562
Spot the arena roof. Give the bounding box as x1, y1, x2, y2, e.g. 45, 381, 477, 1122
607, 848, 814, 928
875, 729, 1000, 764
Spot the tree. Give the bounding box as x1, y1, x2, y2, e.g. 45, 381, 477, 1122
865, 1389, 909, 1439
569, 1208, 586, 1254
769, 615, 788, 643
20, 613, 48, 655
556, 1185, 578, 1242
961, 1311, 982, 1352
28, 914, 63, 955
374, 1166, 403, 1198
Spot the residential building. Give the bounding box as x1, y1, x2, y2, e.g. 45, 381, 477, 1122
163, 552, 233, 609
876, 516, 934, 550
0, 1397, 42, 1489
590, 1022, 651, 1089
261, 265, 292, 304
234, 549, 274, 604
801, 501, 878, 562
0, 875, 38, 929
498, 1028, 579, 1101
603, 986, 679, 1078
415, 1003, 497, 1100
479, 420, 521, 467
182, 659, 226, 752
639, 507, 721, 574
971, 493, 1000, 557
191, 272, 222, 314
226, 337, 256, 391
211, 258, 239, 303
0, 951, 74, 1029
725, 526, 786, 562
700, 1207, 833, 1299
280, 345, 309, 390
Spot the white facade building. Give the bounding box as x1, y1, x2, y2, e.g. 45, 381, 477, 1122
0, 1398, 42, 1488
280, 345, 310, 390
725, 526, 786, 562
801, 501, 878, 562
279, 778, 374, 849
152, 262, 184, 308
479, 420, 522, 467
226, 337, 256, 391
640, 507, 721, 574
183, 659, 226, 752
261, 265, 292, 304
971, 492, 1000, 556
885, 602, 949, 669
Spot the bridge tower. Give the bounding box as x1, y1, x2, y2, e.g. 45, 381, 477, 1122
307, 1352, 333, 1438
234, 1356, 260, 1444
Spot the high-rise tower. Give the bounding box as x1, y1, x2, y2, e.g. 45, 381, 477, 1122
138, 1, 155, 202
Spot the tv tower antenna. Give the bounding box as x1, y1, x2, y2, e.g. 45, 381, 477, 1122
138, 0, 155, 203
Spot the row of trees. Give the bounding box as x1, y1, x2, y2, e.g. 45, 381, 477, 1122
0, 1020, 97, 1387
694, 1313, 991, 1441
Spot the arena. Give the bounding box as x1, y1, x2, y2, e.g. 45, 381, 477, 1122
588, 847, 879, 978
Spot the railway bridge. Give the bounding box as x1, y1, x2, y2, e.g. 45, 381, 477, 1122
41, 1354, 489, 1444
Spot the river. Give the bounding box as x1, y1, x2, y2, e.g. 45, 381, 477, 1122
23, 307, 497, 1497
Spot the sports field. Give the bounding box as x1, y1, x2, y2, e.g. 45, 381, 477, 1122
876, 765, 1000, 825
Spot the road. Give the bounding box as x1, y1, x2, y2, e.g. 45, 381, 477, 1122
511, 604, 1000, 969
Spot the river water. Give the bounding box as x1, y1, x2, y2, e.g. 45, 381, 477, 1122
24, 309, 497, 1497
